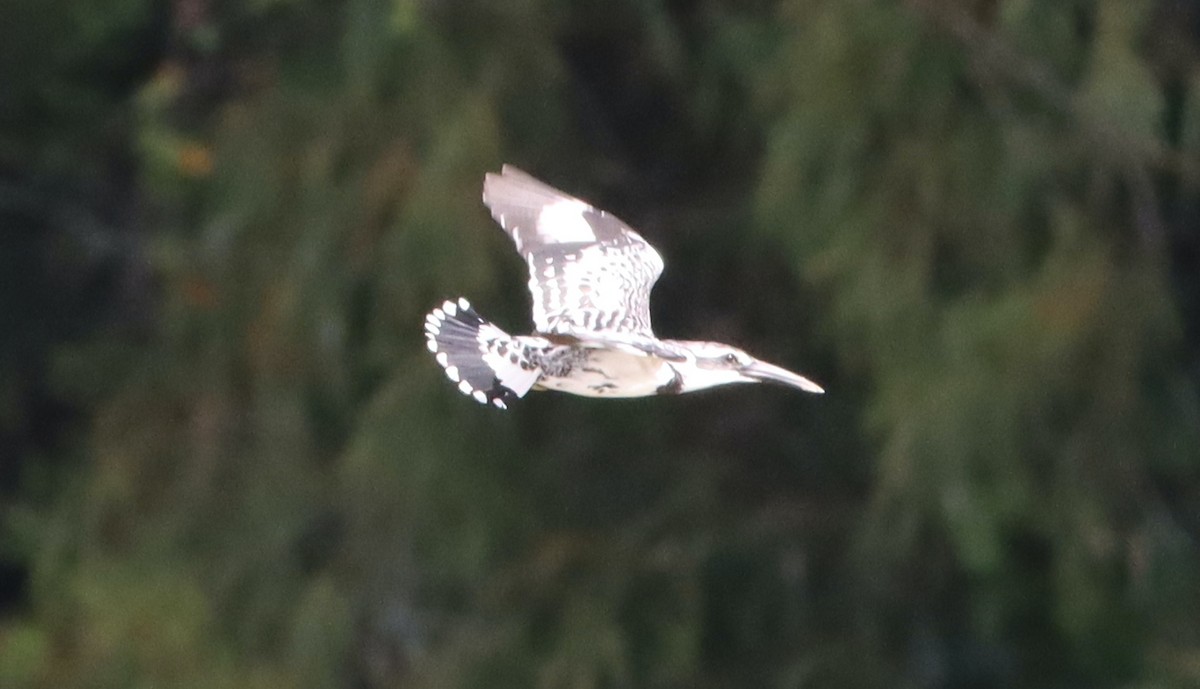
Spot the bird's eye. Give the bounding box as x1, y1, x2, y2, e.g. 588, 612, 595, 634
724, 353, 740, 364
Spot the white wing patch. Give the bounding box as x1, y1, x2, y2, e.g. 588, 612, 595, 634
483, 165, 665, 338
536, 199, 594, 243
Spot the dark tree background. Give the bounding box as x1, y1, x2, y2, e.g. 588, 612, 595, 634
2, 0, 1200, 687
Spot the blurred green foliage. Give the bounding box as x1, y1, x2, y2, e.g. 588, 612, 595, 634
2, 0, 1200, 687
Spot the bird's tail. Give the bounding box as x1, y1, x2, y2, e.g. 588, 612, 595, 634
424, 298, 541, 409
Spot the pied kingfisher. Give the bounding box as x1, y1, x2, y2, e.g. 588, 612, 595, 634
424, 165, 824, 409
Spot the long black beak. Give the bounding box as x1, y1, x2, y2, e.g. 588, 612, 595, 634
743, 360, 825, 394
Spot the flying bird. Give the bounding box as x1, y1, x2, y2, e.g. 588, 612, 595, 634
424, 165, 824, 409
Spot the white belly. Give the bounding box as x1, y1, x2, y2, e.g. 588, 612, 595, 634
536, 348, 676, 398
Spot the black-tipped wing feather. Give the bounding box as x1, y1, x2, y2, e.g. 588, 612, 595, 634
482, 166, 663, 338
424, 298, 541, 409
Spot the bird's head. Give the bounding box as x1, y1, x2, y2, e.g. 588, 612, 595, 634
670, 341, 825, 394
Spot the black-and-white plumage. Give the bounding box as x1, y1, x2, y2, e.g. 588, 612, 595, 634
482, 166, 663, 338
424, 297, 541, 409
424, 165, 824, 408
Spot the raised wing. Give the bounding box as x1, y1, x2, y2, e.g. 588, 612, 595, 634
482, 165, 664, 338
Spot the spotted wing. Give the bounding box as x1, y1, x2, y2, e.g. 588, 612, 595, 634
482, 165, 664, 338
424, 298, 542, 409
